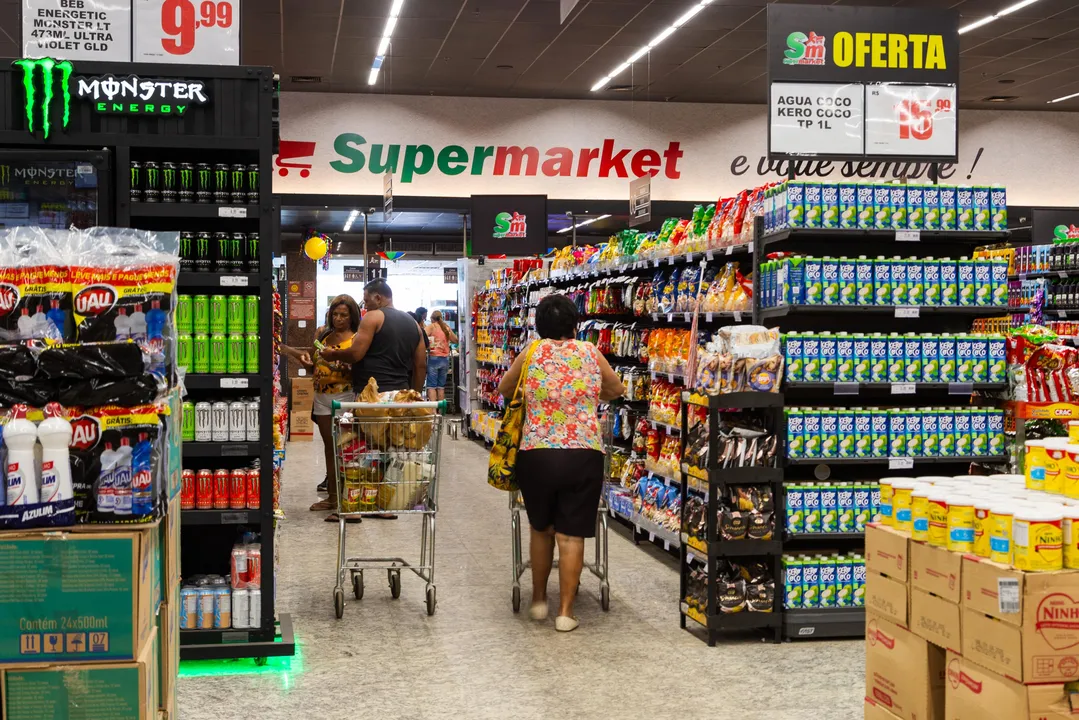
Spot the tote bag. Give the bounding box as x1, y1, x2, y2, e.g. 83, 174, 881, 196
487, 341, 537, 491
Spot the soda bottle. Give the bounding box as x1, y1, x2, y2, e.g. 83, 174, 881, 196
4, 405, 39, 506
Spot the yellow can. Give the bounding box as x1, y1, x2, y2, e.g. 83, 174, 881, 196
1012, 506, 1064, 572
989, 500, 1015, 564
878, 478, 895, 527
947, 493, 975, 553
927, 488, 950, 548
1070, 421, 1079, 443
1026, 439, 1048, 491
892, 479, 916, 534
1065, 507, 1079, 569
973, 496, 994, 558
1065, 446, 1079, 500
911, 485, 931, 542
1044, 439, 1070, 495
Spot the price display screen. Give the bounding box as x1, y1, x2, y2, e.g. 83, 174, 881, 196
865, 83, 957, 158
134, 0, 240, 65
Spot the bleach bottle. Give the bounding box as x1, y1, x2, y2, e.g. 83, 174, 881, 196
46, 298, 66, 340
112, 437, 133, 515
97, 441, 118, 513
129, 303, 148, 343
114, 307, 131, 339
5, 405, 39, 506
37, 402, 73, 503
131, 432, 153, 516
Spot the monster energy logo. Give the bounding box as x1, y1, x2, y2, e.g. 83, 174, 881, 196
179, 234, 191, 257
130, 166, 140, 188
215, 169, 228, 190
196, 234, 209, 257
12, 58, 73, 139
229, 235, 241, 259
147, 166, 159, 188
164, 166, 176, 187
247, 170, 259, 191
180, 167, 193, 189
0, 164, 80, 185
231, 169, 243, 191
197, 167, 211, 189
247, 235, 259, 257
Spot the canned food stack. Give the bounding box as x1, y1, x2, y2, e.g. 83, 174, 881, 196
178, 542, 262, 631
175, 294, 260, 375
130, 161, 259, 206
177, 231, 261, 275
180, 466, 260, 511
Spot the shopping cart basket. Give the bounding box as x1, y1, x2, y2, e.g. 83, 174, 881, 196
330, 400, 443, 617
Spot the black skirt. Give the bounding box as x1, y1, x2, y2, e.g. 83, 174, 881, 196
516, 448, 604, 538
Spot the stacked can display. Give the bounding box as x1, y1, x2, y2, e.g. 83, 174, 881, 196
178, 540, 262, 630
131, 161, 259, 206
181, 397, 260, 444
783, 553, 866, 610
785, 481, 881, 535
180, 465, 260, 510
176, 294, 260, 375
177, 230, 260, 275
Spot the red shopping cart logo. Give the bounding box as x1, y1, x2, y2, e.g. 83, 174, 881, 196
275, 140, 316, 178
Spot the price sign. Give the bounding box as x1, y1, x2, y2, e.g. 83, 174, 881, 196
895, 307, 920, 318
134, 0, 240, 65
218, 207, 247, 218
23, 0, 132, 61
864, 83, 957, 158
770, 82, 865, 156
219, 276, 248, 287
891, 383, 916, 395
889, 457, 915, 470
896, 230, 920, 242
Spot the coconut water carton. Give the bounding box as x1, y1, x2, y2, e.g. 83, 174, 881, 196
786, 408, 805, 460
907, 184, 925, 230
870, 333, 888, 383
957, 334, 976, 382
940, 259, 959, 306
890, 184, 908, 230
854, 484, 872, 530
805, 257, 823, 305
822, 257, 840, 305
785, 333, 804, 383
957, 185, 975, 231
837, 334, 855, 383
854, 409, 872, 458
988, 409, 1005, 455
921, 335, 940, 382
786, 485, 805, 534
838, 410, 856, 458
871, 410, 888, 458
972, 409, 989, 456
904, 334, 923, 383
888, 409, 906, 457
924, 184, 942, 231
991, 184, 1008, 232
874, 183, 892, 230
922, 409, 940, 457
804, 409, 821, 458
857, 184, 875, 230
821, 410, 838, 457
787, 181, 805, 228
887, 334, 906, 382
940, 185, 957, 231
974, 258, 993, 307
939, 409, 956, 457
973, 185, 992, 232
972, 336, 989, 382
923, 258, 941, 306
839, 257, 857, 305
958, 258, 976, 306
839, 183, 858, 230
804, 182, 822, 229
853, 334, 871, 383
873, 257, 891, 306
939, 335, 958, 382
890, 257, 909, 306
820, 333, 838, 382
907, 259, 925, 305
856, 256, 874, 306
821, 183, 840, 229
804, 486, 822, 534
991, 258, 1008, 306
988, 335, 1006, 383
803, 333, 821, 382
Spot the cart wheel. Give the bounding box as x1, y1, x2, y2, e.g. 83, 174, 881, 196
333, 588, 344, 619
601, 585, 610, 612
255, 656, 268, 667
512, 586, 521, 613
426, 586, 437, 616
389, 570, 401, 599
352, 571, 364, 600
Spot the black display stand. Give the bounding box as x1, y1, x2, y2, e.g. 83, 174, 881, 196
0, 59, 293, 662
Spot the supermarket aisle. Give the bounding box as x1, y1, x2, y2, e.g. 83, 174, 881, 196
178, 429, 864, 720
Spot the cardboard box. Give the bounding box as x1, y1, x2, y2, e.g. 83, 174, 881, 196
866, 614, 946, 720
156, 587, 179, 715
864, 697, 903, 720
160, 497, 180, 599
0, 528, 157, 667
868, 570, 909, 628
961, 556, 1079, 683
1, 628, 158, 720
165, 387, 182, 500
290, 413, 314, 440
944, 651, 1072, 720
292, 377, 314, 409
911, 541, 963, 604
867, 523, 911, 582
911, 588, 962, 653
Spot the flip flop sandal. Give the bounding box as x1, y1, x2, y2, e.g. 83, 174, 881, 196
326, 513, 361, 524
309, 499, 334, 511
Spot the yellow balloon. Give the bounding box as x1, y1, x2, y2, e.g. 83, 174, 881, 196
304, 235, 328, 260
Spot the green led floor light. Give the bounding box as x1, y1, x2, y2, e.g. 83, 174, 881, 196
12, 58, 73, 139
178, 634, 304, 684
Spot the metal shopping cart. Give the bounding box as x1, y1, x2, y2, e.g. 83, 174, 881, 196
330, 400, 443, 618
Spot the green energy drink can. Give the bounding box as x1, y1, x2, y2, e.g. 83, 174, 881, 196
181, 401, 195, 442
245, 296, 259, 335
230, 163, 246, 204
210, 295, 227, 334
161, 161, 178, 202
193, 333, 210, 373
246, 163, 260, 205
179, 162, 195, 203
227, 295, 245, 333
230, 232, 246, 272
195, 231, 212, 272
245, 334, 260, 374
193, 295, 210, 334
176, 294, 192, 334
227, 334, 245, 373
177, 334, 192, 371
143, 161, 160, 203
179, 231, 195, 272
196, 163, 213, 203
213, 163, 230, 204
246, 233, 260, 273
129, 161, 142, 203
210, 333, 228, 373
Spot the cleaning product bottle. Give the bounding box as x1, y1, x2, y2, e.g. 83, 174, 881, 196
128, 303, 148, 343
16, 308, 34, 340
30, 304, 49, 339
131, 432, 153, 516
46, 298, 66, 340
97, 441, 118, 513
4, 404, 39, 506
146, 300, 167, 374
37, 402, 73, 503
114, 307, 131, 339
112, 437, 133, 515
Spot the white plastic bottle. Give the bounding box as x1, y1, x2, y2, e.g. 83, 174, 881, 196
30, 304, 49, 339
37, 402, 73, 503
112, 437, 133, 515
113, 307, 131, 339
128, 303, 147, 342
16, 308, 34, 340
4, 404, 39, 506
97, 441, 118, 513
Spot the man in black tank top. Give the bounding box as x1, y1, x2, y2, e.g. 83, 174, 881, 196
321, 279, 427, 393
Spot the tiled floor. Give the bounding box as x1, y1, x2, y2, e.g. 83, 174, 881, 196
178, 427, 865, 719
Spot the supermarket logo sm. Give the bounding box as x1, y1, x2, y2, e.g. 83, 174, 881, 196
783, 31, 827, 66
492, 211, 527, 239
12, 57, 74, 139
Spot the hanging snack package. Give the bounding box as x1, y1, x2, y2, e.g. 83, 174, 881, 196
0, 227, 72, 344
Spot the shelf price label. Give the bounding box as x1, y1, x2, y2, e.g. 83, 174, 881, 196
220, 377, 249, 389
889, 457, 915, 470
135, 0, 240, 66
895, 307, 920, 318
219, 276, 249, 287
896, 230, 920, 242
891, 383, 916, 395
218, 207, 248, 218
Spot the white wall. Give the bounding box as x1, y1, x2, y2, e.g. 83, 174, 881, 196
316, 258, 458, 323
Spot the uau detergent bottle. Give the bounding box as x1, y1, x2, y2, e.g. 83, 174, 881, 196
97, 441, 119, 513
112, 437, 134, 516
37, 402, 73, 503
113, 307, 132, 339
131, 432, 154, 516
128, 303, 148, 343
5, 405, 39, 506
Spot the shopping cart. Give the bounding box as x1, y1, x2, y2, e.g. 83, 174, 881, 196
330, 400, 443, 617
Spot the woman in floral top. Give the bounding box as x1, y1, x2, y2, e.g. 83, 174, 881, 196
498, 294, 624, 632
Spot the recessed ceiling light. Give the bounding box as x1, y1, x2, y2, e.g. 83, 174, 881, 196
983, 95, 1018, 102
606, 84, 636, 92
290, 75, 321, 83
369, 0, 405, 86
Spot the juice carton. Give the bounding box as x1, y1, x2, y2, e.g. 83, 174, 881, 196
924, 184, 942, 231
820, 484, 839, 533
839, 182, 858, 230
973, 185, 992, 232
988, 335, 1006, 383
787, 255, 805, 305
837, 484, 855, 533
820, 333, 838, 382
974, 257, 993, 306
955, 407, 972, 456
786, 484, 805, 534
991, 184, 1008, 232
957, 185, 975, 231
958, 258, 976, 306
907, 259, 925, 305
776, 182, 788, 230
856, 256, 874, 305
922, 409, 940, 457
784, 556, 803, 609
871, 409, 889, 458
786, 408, 805, 459
938, 408, 956, 457
818, 557, 837, 608
852, 556, 867, 607
921, 335, 940, 382
905, 409, 923, 457
904, 334, 922, 383
853, 334, 871, 383
870, 485, 882, 522
889, 184, 908, 230
839, 257, 857, 305
802, 557, 820, 608
988, 409, 1005, 455
803, 333, 821, 382
869, 333, 888, 383
940, 259, 959, 306
854, 484, 872, 530
857, 184, 875, 230
763, 185, 774, 235
836, 334, 855, 383
821, 183, 840, 229
785, 333, 804, 383
804, 182, 822, 229
888, 409, 906, 457
971, 336, 989, 382
939, 334, 958, 382
887, 334, 906, 382
890, 257, 909, 306
991, 258, 1008, 306
854, 410, 872, 458
940, 185, 958, 231
906, 184, 925, 230
804, 256, 823, 305
874, 183, 892, 230
838, 409, 856, 458
971, 409, 989, 456
957, 334, 976, 382
803, 486, 822, 534
803, 409, 821, 458
873, 256, 891, 305
822, 257, 840, 305
923, 258, 941, 306
787, 181, 805, 228
820, 409, 839, 458
836, 556, 854, 607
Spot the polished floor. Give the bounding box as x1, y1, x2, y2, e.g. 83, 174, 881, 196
178, 426, 865, 720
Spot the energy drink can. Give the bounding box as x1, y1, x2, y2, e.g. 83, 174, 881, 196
836, 556, 854, 607
129, 161, 143, 202
195, 468, 213, 505
873, 257, 891, 306
870, 333, 888, 383
785, 333, 804, 383
213, 232, 231, 273
181, 402, 195, 442
211, 402, 229, 444
804, 182, 822, 229
988, 409, 1005, 456
213, 586, 231, 629
939, 335, 957, 382
786, 484, 805, 534
227, 334, 245, 373
889, 184, 908, 230
802, 557, 820, 608
922, 409, 940, 457
957, 185, 975, 231
838, 410, 855, 459
972, 409, 989, 456
988, 335, 1006, 383
905, 409, 922, 457
856, 256, 874, 306
245, 334, 259, 374
906, 184, 925, 230
230, 233, 247, 272
822, 257, 840, 305
888, 409, 906, 457
176, 294, 193, 334
193, 333, 210, 374
177, 334, 192, 371
246, 402, 260, 443
839, 257, 856, 305
940, 259, 959, 306
784, 556, 803, 609
179, 231, 195, 272
228, 402, 247, 443
213, 163, 230, 204
852, 556, 867, 607
197, 588, 215, 629
921, 335, 940, 382
991, 184, 1008, 231
196, 163, 213, 203
923, 258, 941, 306
938, 408, 956, 457
232, 589, 250, 629
839, 183, 858, 230
210, 295, 227, 334
803, 333, 821, 382
246, 163, 260, 204
143, 161, 161, 203
230, 163, 246, 204
973, 185, 992, 232
887, 334, 906, 383
955, 408, 972, 456
804, 485, 822, 534
972, 335, 989, 382
836, 334, 855, 383
227, 295, 245, 333
803, 409, 821, 459
804, 256, 823, 305
820, 333, 838, 382
787, 181, 805, 228
193, 295, 210, 334
853, 334, 871, 383
179, 162, 195, 203
249, 589, 262, 628
821, 410, 838, 458
857, 184, 875, 230
210, 333, 228, 374
246, 233, 260, 273
180, 588, 198, 629
890, 257, 908, 306
873, 183, 891, 230
837, 485, 855, 532
957, 334, 976, 382
940, 185, 958, 231
245, 296, 259, 334
819, 557, 837, 608
907, 259, 924, 305
854, 410, 872, 458
923, 184, 941, 231
904, 334, 922, 383
786, 409, 805, 460
162, 161, 178, 202
195, 231, 213, 272
991, 258, 1008, 306
974, 257, 993, 306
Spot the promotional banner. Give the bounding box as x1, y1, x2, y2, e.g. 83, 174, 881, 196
274, 91, 1079, 207
470, 195, 547, 257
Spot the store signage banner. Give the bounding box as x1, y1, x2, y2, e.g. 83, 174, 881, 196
134, 0, 240, 65
1032, 209, 1079, 245
343, 266, 364, 282
22, 0, 132, 62
629, 175, 651, 228
274, 91, 1079, 207
471, 195, 547, 257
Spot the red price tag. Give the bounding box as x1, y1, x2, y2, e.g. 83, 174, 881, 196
135, 0, 240, 65
160, 0, 235, 55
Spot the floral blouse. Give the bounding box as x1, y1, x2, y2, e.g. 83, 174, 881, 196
314, 336, 354, 394
520, 339, 603, 452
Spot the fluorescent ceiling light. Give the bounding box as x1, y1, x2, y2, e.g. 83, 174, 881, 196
367, 67, 380, 85
673, 3, 706, 27
344, 210, 361, 231
959, 0, 1043, 34
591, 75, 612, 92
627, 46, 649, 64
383, 15, 398, 37
390, 0, 404, 16
369, 0, 404, 87
1048, 90, 1079, 104
557, 214, 611, 234
648, 25, 677, 48
377, 37, 390, 57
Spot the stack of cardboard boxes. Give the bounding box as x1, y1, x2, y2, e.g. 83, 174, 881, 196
865, 523, 1078, 719
290, 377, 314, 441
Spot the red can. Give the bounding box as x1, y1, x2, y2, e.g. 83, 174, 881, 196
246, 468, 260, 509
246, 546, 262, 589
181, 469, 196, 510
195, 470, 214, 509
229, 469, 247, 509
213, 469, 230, 509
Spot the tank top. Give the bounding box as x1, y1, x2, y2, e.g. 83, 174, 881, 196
520, 339, 603, 452
427, 323, 451, 357
351, 306, 421, 392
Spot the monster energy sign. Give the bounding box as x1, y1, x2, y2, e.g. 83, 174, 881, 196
12, 58, 72, 139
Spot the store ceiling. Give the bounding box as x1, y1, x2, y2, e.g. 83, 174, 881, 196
244, 0, 1079, 111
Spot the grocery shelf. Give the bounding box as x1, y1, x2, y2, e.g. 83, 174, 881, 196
761, 228, 1009, 247
181, 509, 263, 525
131, 202, 258, 218
785, 381, 1006, 396
683, 465, 783, 488
184, 374, 262, 390
783, 607, 865, 640
530, 244, 755, 287
629, 512, 681, 550
759, 305, 1026, 320
647, 418, 681, 435
680, 602, 781, 631
786, 532, 865, 542
682, 391, 785, 409
182, 441, 261, 458
685, 539, 782, 560
1011, 269, 1079, 280
180, 615, 295, 661
178, 271, 260, 289
787, 455, 1008, 467
644, 470, 682, 488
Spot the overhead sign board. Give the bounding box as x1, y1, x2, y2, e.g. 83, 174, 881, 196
134, 0, 240, 66
470, 194, 547, 257
22, 0, 132, 62
769, 82, 864, 156
343, 266, 364, 282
